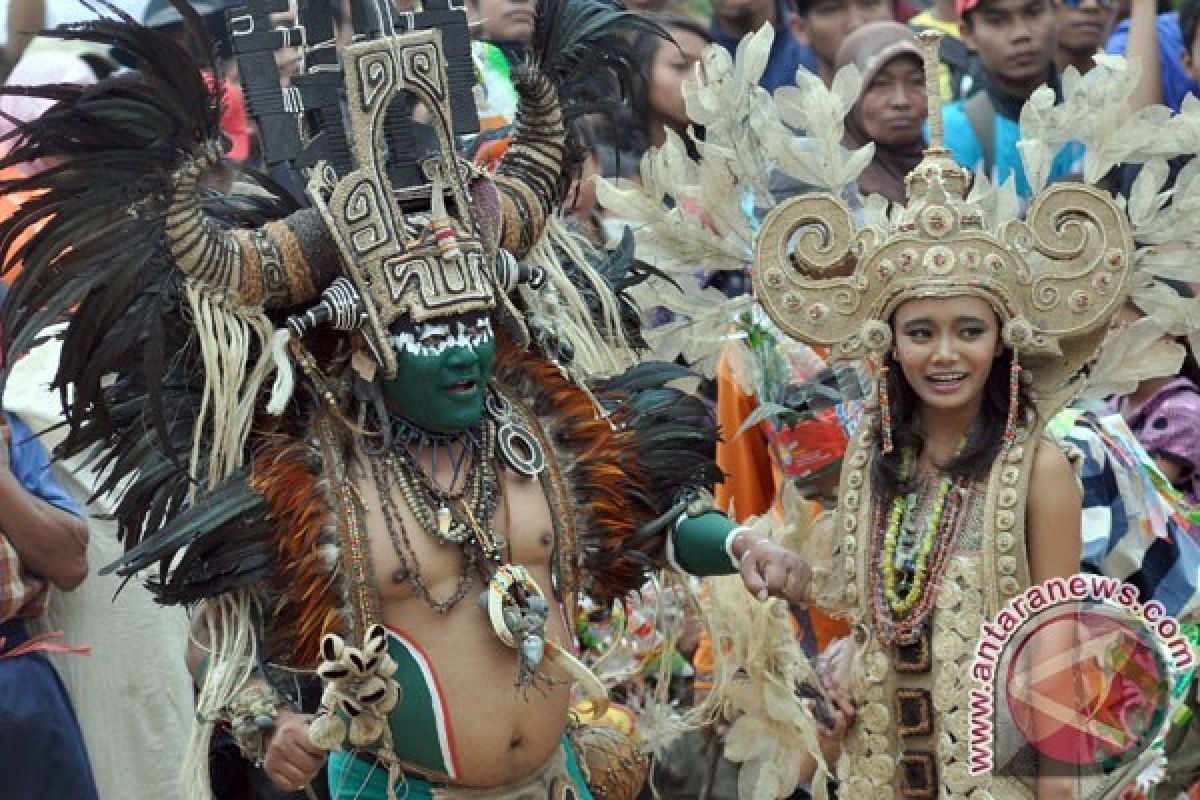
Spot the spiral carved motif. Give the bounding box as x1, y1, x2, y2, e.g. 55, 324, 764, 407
344, 182, 385, 255
358, 55, 392, 112
753, 194, 865, 350
403, 46, 444, 100
1020, 183, 1131, 325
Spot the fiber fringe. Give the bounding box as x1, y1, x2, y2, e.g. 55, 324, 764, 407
184, 283, 277, 491
182, 591, 262, 800
523, 215, 638, 380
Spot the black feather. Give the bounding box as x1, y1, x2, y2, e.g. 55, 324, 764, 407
0, 9, 294, 599
100, 472, 275, 604
599, 360, 722, 562
522, 0, 667, 194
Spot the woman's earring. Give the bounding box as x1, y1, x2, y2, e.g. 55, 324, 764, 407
878, 363, 894, 454
1002, 351, 1022, 452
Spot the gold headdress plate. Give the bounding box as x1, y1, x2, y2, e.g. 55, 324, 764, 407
308, 29, 497, 378
752, 32, 1134, 415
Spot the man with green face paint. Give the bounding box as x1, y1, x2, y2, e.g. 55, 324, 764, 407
384, 315, 499, 434
298, 304, 811, 800
1, 2, 822, 799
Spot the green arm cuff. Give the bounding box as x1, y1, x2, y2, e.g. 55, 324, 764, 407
672, 511, 738, 576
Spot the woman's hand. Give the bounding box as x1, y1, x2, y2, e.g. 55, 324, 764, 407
808, 687, 856, 765
262, 709, 326, 793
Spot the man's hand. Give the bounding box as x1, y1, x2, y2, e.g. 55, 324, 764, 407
262, 709, 326, 793
732, 532, 812, 605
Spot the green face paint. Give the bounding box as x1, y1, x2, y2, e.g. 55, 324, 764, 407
383, 315, 497, 434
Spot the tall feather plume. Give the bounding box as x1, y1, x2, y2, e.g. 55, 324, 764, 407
523, 0, 666, 193
528, 0, 663, 120
0, 3, 298, 560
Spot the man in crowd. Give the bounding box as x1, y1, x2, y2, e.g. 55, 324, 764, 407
910, 0, 980, 100
1055, 0, 1118, 74
791, 0, 894, 85
468, 0, 536, 49
942, 0, 1083, 198
710, 0, 819, 90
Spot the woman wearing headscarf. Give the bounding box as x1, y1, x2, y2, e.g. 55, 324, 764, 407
835, 22, 928, 205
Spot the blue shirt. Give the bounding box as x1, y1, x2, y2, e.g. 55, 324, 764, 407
710, 2, 818, 92
1106, 13, 1199, 114
941, 100, 1085, 200
5, 413, 82, 517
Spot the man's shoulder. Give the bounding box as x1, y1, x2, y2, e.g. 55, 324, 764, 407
941, 100, 982, 162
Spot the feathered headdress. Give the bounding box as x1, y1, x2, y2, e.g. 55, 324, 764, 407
0, 2, 679, 794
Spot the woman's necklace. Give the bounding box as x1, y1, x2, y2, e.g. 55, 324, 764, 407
869, 444, 970, 645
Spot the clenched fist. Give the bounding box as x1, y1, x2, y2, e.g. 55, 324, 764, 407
263, 709, 327, 793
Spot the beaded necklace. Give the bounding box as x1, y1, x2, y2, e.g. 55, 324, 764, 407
369, 450, 480, 612
868, 446, 971, 645
366, 397, 555, 689
392, 421, 498, 546
368, 416, 502, 612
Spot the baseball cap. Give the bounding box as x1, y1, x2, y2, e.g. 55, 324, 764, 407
957, 0, 983, 18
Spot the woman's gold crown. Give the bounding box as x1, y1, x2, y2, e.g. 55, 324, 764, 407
752, 31, 1138, 419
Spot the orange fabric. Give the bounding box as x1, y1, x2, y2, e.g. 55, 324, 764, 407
714, 353, 775, 519
712, 349, 849, 653
0, 164, 43, 285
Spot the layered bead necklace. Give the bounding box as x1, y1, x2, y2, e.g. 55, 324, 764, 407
869, 446, 971, 645
369, 416, 501, 612
366, 390, 556, 690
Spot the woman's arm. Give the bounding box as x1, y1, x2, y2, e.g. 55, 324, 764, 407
1026, 441, 1082, 586
1024, 440, 1084, 800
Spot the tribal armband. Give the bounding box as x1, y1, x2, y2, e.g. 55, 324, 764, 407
222, 682, 284, 767
666, 491, 747, 577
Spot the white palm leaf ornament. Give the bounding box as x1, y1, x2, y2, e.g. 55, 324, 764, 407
594, 24, 875, 376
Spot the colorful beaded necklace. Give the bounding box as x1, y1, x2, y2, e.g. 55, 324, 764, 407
869, 446, 971, 645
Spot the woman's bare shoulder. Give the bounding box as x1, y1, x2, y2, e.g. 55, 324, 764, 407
1030, 436, 1077, 484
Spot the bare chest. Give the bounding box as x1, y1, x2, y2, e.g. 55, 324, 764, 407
353, 451, 557, 607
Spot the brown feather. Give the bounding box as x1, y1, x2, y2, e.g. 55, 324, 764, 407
250, 440, 346, 667
493, 334, 664, 604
